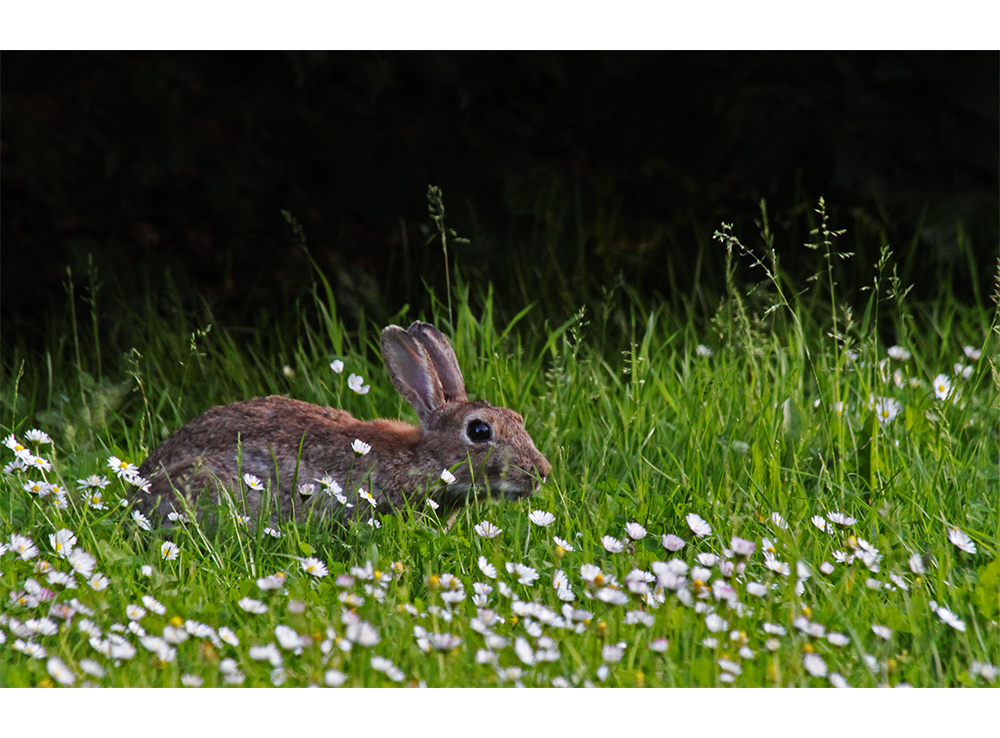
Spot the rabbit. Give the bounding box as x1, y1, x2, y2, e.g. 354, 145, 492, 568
135, 321, 552, 526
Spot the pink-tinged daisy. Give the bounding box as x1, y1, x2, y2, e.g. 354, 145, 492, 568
601, 535, 625, 553
9, 533, 38, 561
650, 638, 669, 652
602, 642, 626, 663
803, 653, 828, 678
347, 373, 370, 395
661, 533, 686, 551
528, 510, 556, 527
474, 520, 502, 539
160, 541, 180, 560
819, 562, 835, 575
298, 483, 316, 497
624, 522, 647, 540
686, 513, 712, 537
730, 536, 755, 557
301, 557, 329, 577
948, 527, 977, 554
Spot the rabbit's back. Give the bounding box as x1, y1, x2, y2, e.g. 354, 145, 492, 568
137, 396, 373, 521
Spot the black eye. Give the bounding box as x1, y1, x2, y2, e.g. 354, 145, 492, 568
466, 419, 492, 443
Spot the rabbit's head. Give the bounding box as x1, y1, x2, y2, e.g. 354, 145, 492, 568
381, 322, 551, 505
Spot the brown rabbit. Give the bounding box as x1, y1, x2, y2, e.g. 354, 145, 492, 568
135, 322, 551, 526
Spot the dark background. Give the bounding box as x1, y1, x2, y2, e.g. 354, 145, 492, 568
2, 51, 998, 345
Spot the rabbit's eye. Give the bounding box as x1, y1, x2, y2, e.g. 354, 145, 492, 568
466, 419, 493, 443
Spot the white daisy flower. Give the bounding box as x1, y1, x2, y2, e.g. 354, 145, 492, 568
160, 541, 180, 560
473, 521, 502, 539
686, 513, 712, 537
347, 373, 370, 395
351, 439, 372, 456
330, 360, 345, 374
948, 527, 976, 554
553, 535, 575, 551
301, 557, 329, 578
242, 473, 264, 491
528, 510, 556, 527
601, 535, 625, 553
624, 522, 647, 540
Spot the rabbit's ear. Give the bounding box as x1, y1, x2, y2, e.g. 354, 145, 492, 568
381, 325, 446, 421
407, 322, 468, 403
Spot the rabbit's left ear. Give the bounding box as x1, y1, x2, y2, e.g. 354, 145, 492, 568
407, 322, 467, 403
381, 325, 446, 421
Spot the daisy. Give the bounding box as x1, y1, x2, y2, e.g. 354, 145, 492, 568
332, 489, 353, 508
661, 533, 686, 551
238, 597, 268, 614
263, 527, 283, 538
686, 513, 712, 537
160, 541, 180, 560
325, 669, 347, 686
871, 624, 892, 640
601, 535, 625, 553
23, 479, 51, 496
512, 563, 539, 586
425, 498, 440, 510
827, 632, 851, 647
811, 515, 835, 534
696, 344, 713, 357
803, 653, 828, 678
887, 345, 910, 361
769, 512, 789, 530
358, 488, 377, 507
297, 483, 316, 497
218, 627, 240, 646
10, 533, 38, 560
242, 473, 264, 491
932, 374, 953, 401
347, 373, 370, 395
819, 562, 835, 575
553, 535, 575, 551
602, 642, 626, 663
746, 581, 768, 598
826, 511, 857, 526
68, 548, 97, 578
528, 510, 556, 527
257, 572, 287, 590
107, 456, 138, 479
77, 474, 111, 490
132, 510, 152, 531
49, 529, 77, 558
439, 468, 456, 484
330, 359, 345, 374
301, 557, 329, 578
650, 638, 669, 652
624, 522, 647, 540
25, 455, 52, 472
935, 605, 966, 632
907, 552, 927, 575
474, 521, 502, 539
477, 556, 497, 579
86, 491, 106, 510
705, 613, 728, 633
869, 395, 902, 425
352, 438, 372, 456
181, 673, 204, 687
948, 527, 977, 554
3, 434, 26, 452
730, 536, 755, 557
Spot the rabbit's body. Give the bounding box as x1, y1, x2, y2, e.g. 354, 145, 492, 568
135, 322, 551, 525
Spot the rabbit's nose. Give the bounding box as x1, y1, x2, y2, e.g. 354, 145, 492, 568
535, 454, 552, 481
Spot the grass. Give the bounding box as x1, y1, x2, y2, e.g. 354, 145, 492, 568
1, 200, 998, 688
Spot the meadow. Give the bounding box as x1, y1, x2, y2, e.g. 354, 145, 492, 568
1, 201, 997, 688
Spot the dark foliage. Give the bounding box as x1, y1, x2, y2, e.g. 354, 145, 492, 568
2, 51, 997, 342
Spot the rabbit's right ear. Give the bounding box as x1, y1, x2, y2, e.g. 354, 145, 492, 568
406, 322, 468, 403
381, 325, 446, 421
